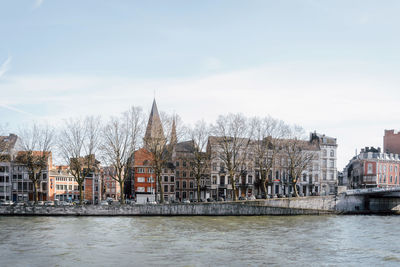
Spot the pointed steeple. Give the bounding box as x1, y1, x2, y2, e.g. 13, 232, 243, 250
144, 99, 165, 148
170, 115, 177, 146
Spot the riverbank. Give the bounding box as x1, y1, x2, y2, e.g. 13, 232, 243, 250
0, 196, 336, 216
1, 195, 399, 216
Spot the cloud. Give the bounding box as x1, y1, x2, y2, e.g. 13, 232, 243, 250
0, 56, 12, 78
1, 60, 399, 170
34, 0, 44, 9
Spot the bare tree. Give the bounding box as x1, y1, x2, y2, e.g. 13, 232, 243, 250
283, 125, 316, 197
100, 106, 144, 204
211, 113, 251, 201
58, 116, 101, 204
17, 123, 54, 203
250, 116, 288, 198
189, 120, 211, 202
144, 112, 182, 204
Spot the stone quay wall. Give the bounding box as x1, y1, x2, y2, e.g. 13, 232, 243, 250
0, 196, 336, 216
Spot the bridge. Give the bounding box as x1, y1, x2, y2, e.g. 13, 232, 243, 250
336, 187, 400, 214
345, 187, 400, 197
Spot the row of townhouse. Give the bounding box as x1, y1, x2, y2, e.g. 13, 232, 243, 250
131, 99, 339, 202
131, 131, 338, 202
207, 132, 338, 200
0, 133, 104, 203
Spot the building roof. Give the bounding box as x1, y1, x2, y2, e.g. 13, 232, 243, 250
175, 140, 194, 153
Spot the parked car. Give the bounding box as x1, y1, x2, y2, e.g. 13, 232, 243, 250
3, 200, 14, 205
148, 201, 157, 205
100, 201, 109, 206
182, 199, 190, 204
247, 195, 256, 200
37, 201, 44, 205
44, 201, 54, 206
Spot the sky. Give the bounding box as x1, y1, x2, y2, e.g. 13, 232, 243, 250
1, 0, 400, 169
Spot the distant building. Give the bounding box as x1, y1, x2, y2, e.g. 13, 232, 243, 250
344, 146, 400, 189
101, 167, 121, 200
0, 134, 19, 201
384, 130, 400, 154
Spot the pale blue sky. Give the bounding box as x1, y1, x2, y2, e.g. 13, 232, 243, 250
1, 0, 400, 169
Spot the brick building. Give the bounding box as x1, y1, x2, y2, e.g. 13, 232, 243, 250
101, 167, 121, 200
384, 130, 400, 154
344, 146, 400, 189
133, 148, 156, 203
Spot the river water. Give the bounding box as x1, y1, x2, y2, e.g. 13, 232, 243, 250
0, 215, 399, 266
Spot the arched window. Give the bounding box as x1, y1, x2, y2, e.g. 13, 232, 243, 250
330, 150, 334, 157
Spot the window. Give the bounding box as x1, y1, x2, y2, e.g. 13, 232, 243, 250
329, 172, 334, 180
390, 176, 393, 183
303, 173, 307, 182
69, 185, 72, 190
323, 172, 327, 181
189, 192, 193, 200
182, 192, 187, 199
330, 160, 335, 168
147, 177, 154, 183
367, 163, 373, 174
248, 176, 253, 184
164, 185, 168, 193
190, 181, 194, 188
183, 172, 187, 178
323, 150, 327, 157
220, 176, 225, 185
164, 176, 168, 182
183, 181, 187, 189
390, 165, 393, 172
137, 187, 145, 192
190, 172, 193, 177
176, 161, 180, 167
170, 185, 174, 192
183, 161, 187, 167
175, 192, 180, 199
176, 181, 179, 189
137, 177, 145, 183
330, 150, 334, 157
137, 168, 145, 173
212, 176, 217, 185
176, 171, 180, 177
213, 163, 217, 171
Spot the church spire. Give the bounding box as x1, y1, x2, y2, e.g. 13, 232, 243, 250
170, 115, 177, 146
144, 99, 165, 148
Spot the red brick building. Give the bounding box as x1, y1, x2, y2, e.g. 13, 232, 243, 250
384, 130, 400, 154
344, 147, 400, 188
133, 148, 156, 203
